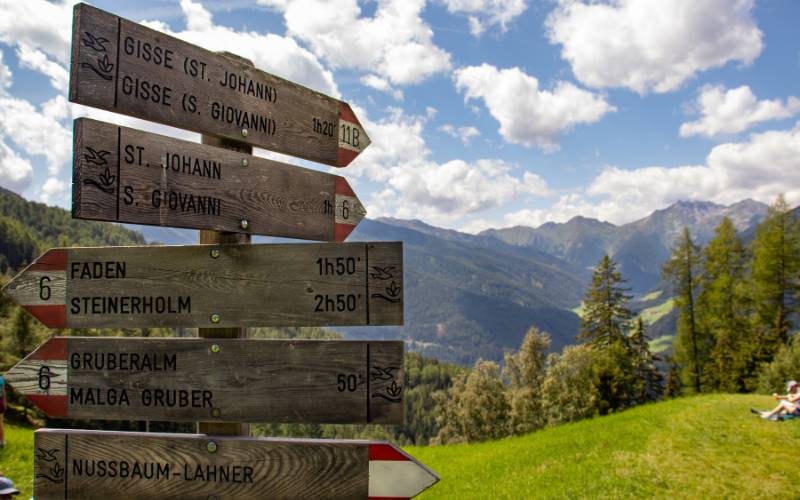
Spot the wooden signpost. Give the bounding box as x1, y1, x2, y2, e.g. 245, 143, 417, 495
1, 242, 403, 329
73, 118, 367, 241
69, 3, 370, 167
34, 429, 439, 499
6, 337, 404, 424
1, 3, 440, 498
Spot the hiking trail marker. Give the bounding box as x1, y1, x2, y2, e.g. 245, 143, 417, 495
69, 3, 370, 167
1, 242, 403, 329
6, 337, 404, 424
73, 118, 366, 241
34, 429, 439, 500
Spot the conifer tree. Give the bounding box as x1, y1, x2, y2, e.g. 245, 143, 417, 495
579, 255, 640, 411
663, 227, 706, 393
698, 217, 750, 391
630, 317, 663, 402
579, 255, 633, 348
749, 194, 800, 364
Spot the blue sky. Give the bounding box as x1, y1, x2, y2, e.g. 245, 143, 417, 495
0, 0, 798, 232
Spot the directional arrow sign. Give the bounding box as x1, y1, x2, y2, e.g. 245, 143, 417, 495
6, 337, 404, 424
34, 429, 439, 499
70, 3, 370, 167
1, 242, 403, 328
73, 118, 366, 240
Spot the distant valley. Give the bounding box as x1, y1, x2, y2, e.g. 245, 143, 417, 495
0, 187, 778, 365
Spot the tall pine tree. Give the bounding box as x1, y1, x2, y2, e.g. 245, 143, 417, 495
579, 255, 638, 412
698, 217, 750, 392
630, 317, 663, 402
663, 227, 707, 393
579, 255, 633, 348
749, 194, 800, 365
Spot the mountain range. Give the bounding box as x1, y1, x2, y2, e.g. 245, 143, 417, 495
123, 198, 772, 365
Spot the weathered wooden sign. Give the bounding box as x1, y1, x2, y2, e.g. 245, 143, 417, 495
69, 3, 370, 167
6, 337, 404, 424
34, 429, 439, 499
73, 118, 366, 240
1, 242, 403, 328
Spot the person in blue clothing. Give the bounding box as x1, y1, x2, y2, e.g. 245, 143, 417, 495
751, 380, 800, 420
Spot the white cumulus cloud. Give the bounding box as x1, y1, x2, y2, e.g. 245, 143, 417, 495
347, 107, 550, 227
16, 43, 69, 92
144, 0, 338, 97
437, 0, 528, 36
454, 64, 615, 151
260, 0, 452, 86
546, 0, 763, 94
502, 122, 800, 229
439, 124, 480, 144
680, 85, 800, 138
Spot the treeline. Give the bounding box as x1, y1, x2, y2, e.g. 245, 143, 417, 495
431, 195, 799, 444
0, 187, 145, 274
664, 194, 799, 394
432, 255, 662, 443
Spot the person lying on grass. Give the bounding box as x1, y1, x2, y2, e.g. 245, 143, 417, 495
751, 380, 800, 420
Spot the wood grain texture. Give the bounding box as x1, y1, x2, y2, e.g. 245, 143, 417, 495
72, 118, 365, 240
1, 243, 403, 328
69, 3, 370, 168
6, 337, 403, 424
34, 429, 369, 499
197, 113, 254, 437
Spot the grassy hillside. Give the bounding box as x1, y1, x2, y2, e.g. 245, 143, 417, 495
407, 394, 799, 499
2, 395, 797, 499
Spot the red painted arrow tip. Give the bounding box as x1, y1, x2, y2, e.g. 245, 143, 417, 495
26, 394, 68, 418
30, 248, 68, 272
23, 305, 67, 329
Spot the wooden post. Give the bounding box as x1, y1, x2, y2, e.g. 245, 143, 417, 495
197, 53, 252, 437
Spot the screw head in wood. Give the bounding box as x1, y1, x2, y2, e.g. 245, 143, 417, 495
210, 248, 220, 259
241, 128, 249, 137
241, 158, 249, 167
211, 408, 221, 418
210, 313, 221, 324
206, 441, 218, 453
210, 344, 220, 353
240, 219, 249, 230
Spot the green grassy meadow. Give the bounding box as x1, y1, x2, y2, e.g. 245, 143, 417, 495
0, 419, 35, 498
408, 394, 799, 499
1, 395, 797, 499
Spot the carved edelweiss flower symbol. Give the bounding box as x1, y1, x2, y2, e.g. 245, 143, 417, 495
97, 54, 114, 74
386, 380, 402, 398
50, 462, 65, 479
98, 168, 116, 188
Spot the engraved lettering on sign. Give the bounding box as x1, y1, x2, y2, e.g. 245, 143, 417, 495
121, 76, 173, 106
38, 366, 52, 390
123, 36, 175, 68
36, 448, 65, 484
219, 70, 277, 103
152, 190, 222, 216
210, 102, 276, 135
183, 56, 207, 80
